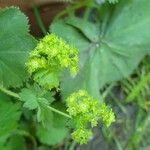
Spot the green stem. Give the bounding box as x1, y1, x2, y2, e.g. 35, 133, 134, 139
102, 83, 115, 99
110, 92, 128, 116
32, 3, 47, 35
83, 6, 91, 20
16, 130, 37, 150
46, 105, 72, 119
69, 141, 76, 150
113, 136, 122, 150
0, 85, 71, 119
54, 1, 84, 21
0, 85, 20, 99
64, 136, 71, 150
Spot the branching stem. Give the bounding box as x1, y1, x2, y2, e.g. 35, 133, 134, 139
0, 85, 71, 119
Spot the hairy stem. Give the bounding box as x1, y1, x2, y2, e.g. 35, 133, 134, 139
0, 85, 20, 99
46, 105, 72, 119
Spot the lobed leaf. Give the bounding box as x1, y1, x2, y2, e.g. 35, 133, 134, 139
50, 0, 150, 99
0, 7, 37, 87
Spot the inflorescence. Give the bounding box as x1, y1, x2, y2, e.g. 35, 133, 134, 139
66, 90, 115, 144
26, 33, 78, 89
27, 34, 115, 144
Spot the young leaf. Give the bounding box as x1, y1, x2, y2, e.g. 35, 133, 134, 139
19, 85, 54, 110
0, 7, 37, 87
19, 88, 39, 110
19, 86, 55, 128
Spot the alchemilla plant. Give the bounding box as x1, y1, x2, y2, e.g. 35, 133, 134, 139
26, 33, 115, 144
0, 0, 150, 149
0, 10, 115, 147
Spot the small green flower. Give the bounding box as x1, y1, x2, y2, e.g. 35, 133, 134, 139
26, 33, 79, 89
27, 57, 47, 74
71, 128, 92, 144
98, 103, 115, 127
66, 90, 115, 144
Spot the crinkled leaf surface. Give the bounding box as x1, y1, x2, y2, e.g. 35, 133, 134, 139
50, 0, 150, 99
0, 7, 37, 87
19, 88, 39, 110
0, 94, 21, 140
19, 85, 54, 128
19, 87, 68, 145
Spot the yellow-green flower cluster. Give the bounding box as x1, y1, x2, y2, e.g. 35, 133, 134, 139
66, 90, 115, 144
26, 34, 79, 89
98, 103, 115, 127
71, 128, 92, 144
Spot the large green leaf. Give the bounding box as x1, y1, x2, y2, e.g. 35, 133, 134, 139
0, 7, 37, 87
65, 16, 99, 42
0, 94, 21, 141
105, 0, 150, 49
50, 0, 150, 99
50, 20, 90, 51
36, 125, 68, 146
